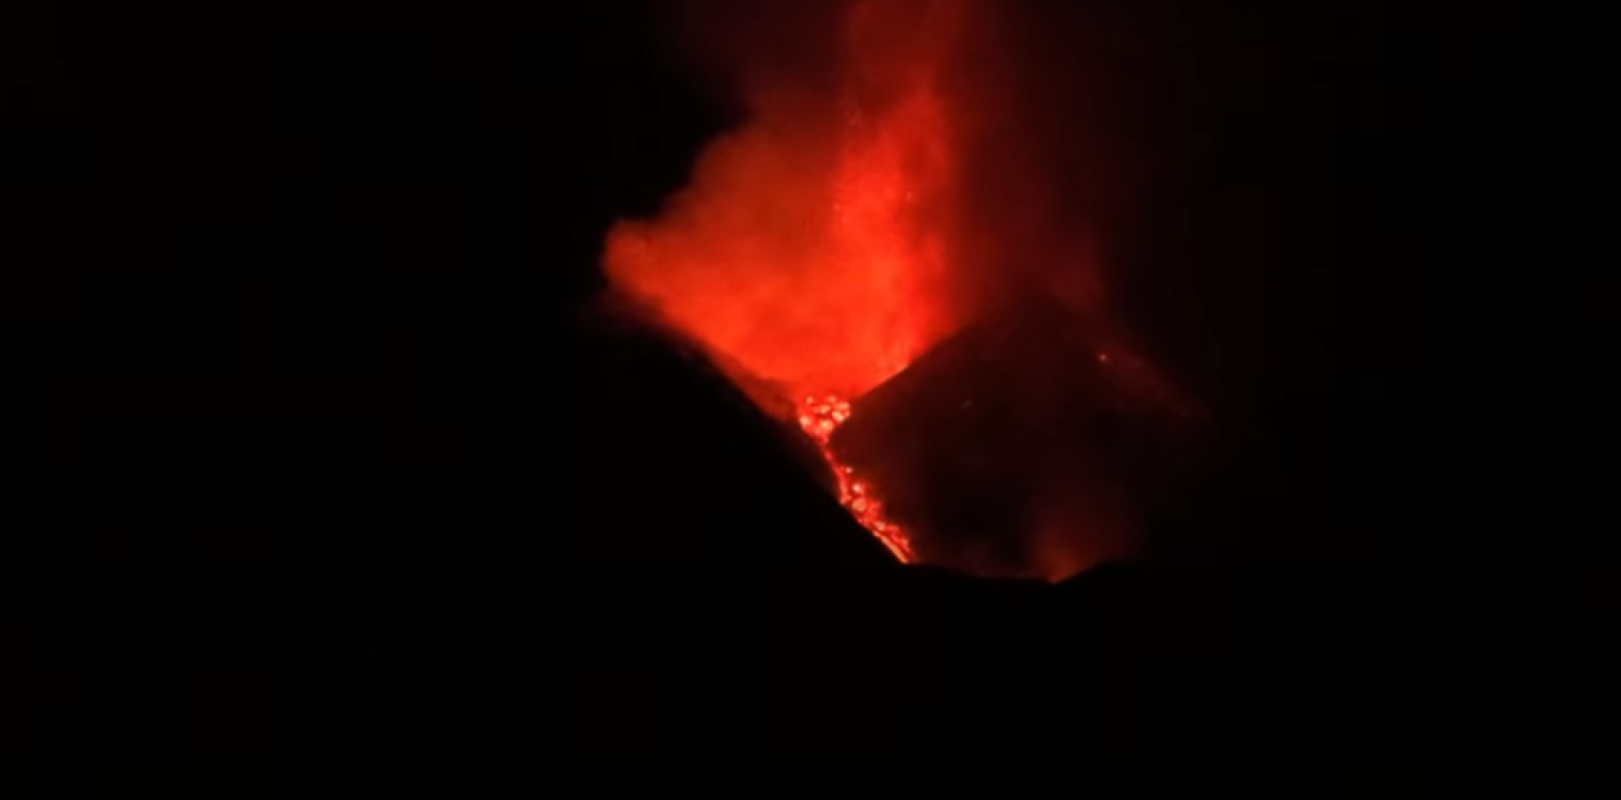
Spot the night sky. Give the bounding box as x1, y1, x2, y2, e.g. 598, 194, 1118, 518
12, 1, 1607, 749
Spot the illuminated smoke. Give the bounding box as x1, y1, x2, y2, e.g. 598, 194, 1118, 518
604, 0, 971, 403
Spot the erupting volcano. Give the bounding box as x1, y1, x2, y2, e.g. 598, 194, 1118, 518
603, 0, 1192, 579
606, 0, 967, 563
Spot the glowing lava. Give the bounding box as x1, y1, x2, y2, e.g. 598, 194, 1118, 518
797, 394, 914, 562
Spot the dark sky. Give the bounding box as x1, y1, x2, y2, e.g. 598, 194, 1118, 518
12, 1, 1606, 749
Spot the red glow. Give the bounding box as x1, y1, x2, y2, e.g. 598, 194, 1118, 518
596, 0, 1193, 576
600, 0, 1182, 575
604, 0, 968, 405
